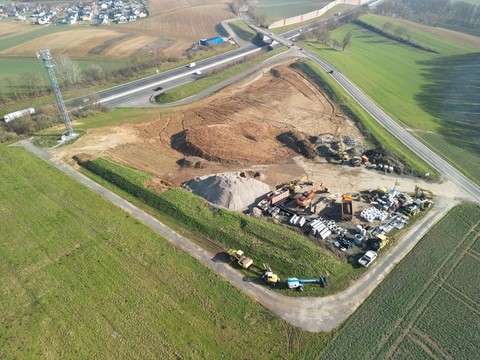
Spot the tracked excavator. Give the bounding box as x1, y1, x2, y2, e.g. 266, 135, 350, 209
296, 183, 329, 207
289, 175, 313, 191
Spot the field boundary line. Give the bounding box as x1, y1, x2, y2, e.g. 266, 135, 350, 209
466, 248, 480, 261
409, 328, 452, 360
379, 222, 477, 359
436, 281, 480, 315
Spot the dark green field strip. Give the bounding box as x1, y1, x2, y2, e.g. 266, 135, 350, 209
416, 289, 480, 360
0, 147, 306, 358
472, 234, 480, 253
446, 252, 480, 305
0, 26, 66, 52
391, 336, 435, 360
318, 204, 480, 360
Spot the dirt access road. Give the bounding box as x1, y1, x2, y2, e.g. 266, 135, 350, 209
19, 140, 457, 331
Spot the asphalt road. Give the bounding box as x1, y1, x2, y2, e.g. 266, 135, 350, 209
304, 51, 480, 203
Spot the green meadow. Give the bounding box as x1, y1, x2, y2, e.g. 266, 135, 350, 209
302, 14, 480, 183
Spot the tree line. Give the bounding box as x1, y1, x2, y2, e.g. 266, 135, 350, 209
375, 0, 480, 31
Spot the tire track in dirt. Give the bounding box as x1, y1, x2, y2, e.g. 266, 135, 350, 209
382, 222, 479, 359
436, 281, 480, 315
408, 328, 452, 360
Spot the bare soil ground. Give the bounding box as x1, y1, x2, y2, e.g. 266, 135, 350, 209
0, 0, 234, 59
52, 63, 463, 200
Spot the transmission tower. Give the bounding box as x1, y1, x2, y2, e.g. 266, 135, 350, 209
36, 49, 75, 137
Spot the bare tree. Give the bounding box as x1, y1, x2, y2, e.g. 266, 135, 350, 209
382, 21, 393, 32
316, 29, 331, 45
53, 54, 84, 86
342, 31, 353, 51
394, 25, 407, 37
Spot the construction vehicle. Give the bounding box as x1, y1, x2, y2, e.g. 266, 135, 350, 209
371, 234, 389, 251
350, 155, 361, 167
262, 264, 280, 287
334, 126, 349, 163
341, 194, 353, 221
227, 249, 253, 269
414, 185, 434, 199
286, 276, 328, 291
358, 251, 377, 267
289, 175, 313, 192
296, 183, 329, 207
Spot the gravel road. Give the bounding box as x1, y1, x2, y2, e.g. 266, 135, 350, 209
18, 140, 457, 332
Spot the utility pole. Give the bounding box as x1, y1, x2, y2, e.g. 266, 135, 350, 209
36, 49, 75, 138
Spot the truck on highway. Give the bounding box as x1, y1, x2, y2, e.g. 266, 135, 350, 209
187, 62, 196, 68
358, 251, 377, 267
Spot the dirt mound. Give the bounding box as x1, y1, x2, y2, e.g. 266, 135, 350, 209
184, 173, 271, 210
175, 121, 295, 164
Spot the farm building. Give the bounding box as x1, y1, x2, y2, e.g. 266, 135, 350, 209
199, 37, 224, 46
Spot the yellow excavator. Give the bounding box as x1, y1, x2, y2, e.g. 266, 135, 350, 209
415, 185, 434, 199
334, 126, 349, 163
289, 175, 313, 191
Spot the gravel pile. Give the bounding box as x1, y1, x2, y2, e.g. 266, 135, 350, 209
185, 173, 271, 211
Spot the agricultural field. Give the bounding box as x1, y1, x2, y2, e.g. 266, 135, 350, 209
254, 0, 329, 22
315, 203, 480, 359
0, 145, 327, 358
302, 13, 480, 184
2, 142, 477, 358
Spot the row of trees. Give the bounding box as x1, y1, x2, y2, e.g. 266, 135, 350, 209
376, 0, 480, 31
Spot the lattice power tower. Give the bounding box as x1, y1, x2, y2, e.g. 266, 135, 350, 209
36, 49, 76, 138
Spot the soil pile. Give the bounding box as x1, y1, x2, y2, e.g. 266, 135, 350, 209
184, 173, 271, 211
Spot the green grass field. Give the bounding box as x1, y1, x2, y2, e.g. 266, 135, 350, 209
1, 143, 479, 358
0, 146, 330, 358
302, 14, 480, 184
317, 203, 480, 359
255, 0, 329, 22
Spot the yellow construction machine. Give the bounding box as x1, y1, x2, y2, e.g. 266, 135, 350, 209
262, 264, 280, 287
289, 175, 313, 191
415, 185, 434, 199
334, 126, 349, 163
227, 249, 253, 269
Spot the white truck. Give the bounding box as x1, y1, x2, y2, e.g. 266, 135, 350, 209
187, 62, 196, 68
358, 251, 377, 267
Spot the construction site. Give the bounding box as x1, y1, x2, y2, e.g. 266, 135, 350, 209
56, 63, 444, 291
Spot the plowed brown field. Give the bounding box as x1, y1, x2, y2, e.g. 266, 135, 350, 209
0, 0, 233, 59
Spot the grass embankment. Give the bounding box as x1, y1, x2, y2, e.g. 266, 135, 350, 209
156, 46, 288, 104
229, 20, 258, 41
301, 14, 480, 184
79, 157, 361, 297
293, 60, 436, 179
0, 146, 330, 358
314, 203, 480, 359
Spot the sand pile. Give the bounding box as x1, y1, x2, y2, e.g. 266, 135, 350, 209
184, 173, 271, 211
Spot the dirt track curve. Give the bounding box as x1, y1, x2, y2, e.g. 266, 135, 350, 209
18, 140, 456, 332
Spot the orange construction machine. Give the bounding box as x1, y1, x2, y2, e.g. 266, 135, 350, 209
296, 183, 329, 207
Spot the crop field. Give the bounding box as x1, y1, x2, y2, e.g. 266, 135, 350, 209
254, 0, 329, 22
0, 145, 333, 358
316, 204, 480, 360
302, 14, 480, 184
